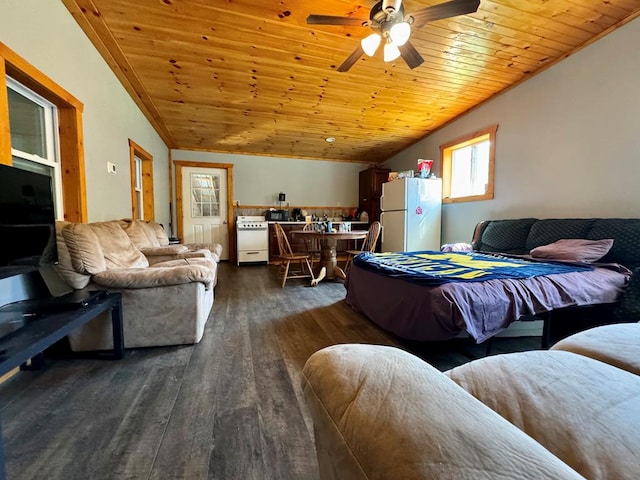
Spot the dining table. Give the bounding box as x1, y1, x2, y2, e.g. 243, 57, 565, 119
291, 229, 368, 286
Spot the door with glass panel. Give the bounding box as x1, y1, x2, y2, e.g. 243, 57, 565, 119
180, 166, 228, 260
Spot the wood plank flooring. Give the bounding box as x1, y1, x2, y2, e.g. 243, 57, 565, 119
0, 263, 541, 479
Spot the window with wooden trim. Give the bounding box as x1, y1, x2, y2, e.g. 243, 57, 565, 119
7, 77, 64, 219
1, 42, 86, 222
128, 139, 154, 221
440, 125, 497, 204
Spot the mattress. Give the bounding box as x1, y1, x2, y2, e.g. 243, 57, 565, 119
345, 253, 630, 343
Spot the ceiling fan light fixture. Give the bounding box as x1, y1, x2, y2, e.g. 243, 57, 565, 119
361, 33, 382, 57
382, 0, 403, 13
389, 21, 411, 46
383, 41, 401, 62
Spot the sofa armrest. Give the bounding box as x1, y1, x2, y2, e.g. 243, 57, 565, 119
184, 243, 223, 260
302, 344, 584, 480
140, 245, 189, 257
92, 265, 213, 289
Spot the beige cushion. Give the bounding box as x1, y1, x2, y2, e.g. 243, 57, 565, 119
54, 221, 91, 289
87, 221, 149, 270
92, 264, 212, 289
120, 219, 160, 248
62, 222, 107, 275
302, 344, 583, 480
447, 350, 640, 480
551, 322, 640, 375
148, 220, 169, 246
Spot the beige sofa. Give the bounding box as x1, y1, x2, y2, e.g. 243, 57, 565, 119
302, 323, 640, 480
119, 218, 223, 265
54, 220, 221, 350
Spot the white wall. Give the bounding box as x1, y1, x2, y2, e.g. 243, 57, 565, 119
0, 0, 169, 224
385, 17, 640, 245
172, 150, 365, 207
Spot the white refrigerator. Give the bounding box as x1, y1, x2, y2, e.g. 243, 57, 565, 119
380, 177, 442, 252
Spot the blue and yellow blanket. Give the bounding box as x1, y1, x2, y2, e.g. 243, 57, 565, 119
353, 251, 593, 285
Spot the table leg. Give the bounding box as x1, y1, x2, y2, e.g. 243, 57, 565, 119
311, 267, 326, 287
110, 295, 125, 359
314, 239, 339, 282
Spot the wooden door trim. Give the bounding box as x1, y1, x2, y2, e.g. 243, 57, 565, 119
174, 160, 234, 262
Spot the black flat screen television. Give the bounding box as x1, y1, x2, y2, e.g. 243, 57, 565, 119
0, 163, 58, 279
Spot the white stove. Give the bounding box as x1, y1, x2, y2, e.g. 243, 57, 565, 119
236, 215, 269, 266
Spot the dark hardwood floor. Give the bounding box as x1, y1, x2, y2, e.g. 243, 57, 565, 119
0, 263, 541, 479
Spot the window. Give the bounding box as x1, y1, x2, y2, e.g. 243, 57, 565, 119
440, 125, 497, 203
190, 173, 220, 217
128, 139, 154, 221
1, 41, 87, 222
7, 77, 63, 219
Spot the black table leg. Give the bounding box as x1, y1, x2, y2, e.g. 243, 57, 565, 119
110, 297, 124, 360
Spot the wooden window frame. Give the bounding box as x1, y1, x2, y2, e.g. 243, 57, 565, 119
0, 42, 87, 222
440, 124, 498, 204
128, 139, 154, 221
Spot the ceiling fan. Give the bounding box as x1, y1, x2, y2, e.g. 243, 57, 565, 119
307, 0, 480, 72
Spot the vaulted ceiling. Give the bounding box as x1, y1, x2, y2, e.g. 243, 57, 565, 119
62, 0, 640, 163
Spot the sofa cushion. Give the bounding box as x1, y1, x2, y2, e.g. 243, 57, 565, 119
302, 344, 584, 480
54, 221, 91, 289
62, 222, 107, 275
447, 350, 640, 480
530, 238, 614, 263
88, 221, 149, 270
92, 264, 212, 289
524, 218, 594, 251
148, 220, 170, 246
120, 219, 160, 248
474, 218, 536, 254
551, 322, 640, 375
588, 219, 640, 269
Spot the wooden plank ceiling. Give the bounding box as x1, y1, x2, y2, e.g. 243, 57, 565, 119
62, 0, 640, 163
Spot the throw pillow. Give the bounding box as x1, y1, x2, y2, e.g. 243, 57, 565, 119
530, 238, 614, 263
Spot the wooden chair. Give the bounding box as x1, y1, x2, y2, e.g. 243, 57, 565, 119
302, 223, 321, 266
344, 221, 381, 274
274, 223, 315, 288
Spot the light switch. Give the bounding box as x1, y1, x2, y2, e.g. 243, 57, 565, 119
107, 161, 117, 175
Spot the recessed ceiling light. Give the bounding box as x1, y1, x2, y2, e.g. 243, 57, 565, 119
325, 137, 336, 143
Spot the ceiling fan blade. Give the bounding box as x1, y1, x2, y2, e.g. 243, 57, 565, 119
337, 45, 365, 72
398, 41, 425, 69
411, 0, 480, 28
306, 14, 366, 26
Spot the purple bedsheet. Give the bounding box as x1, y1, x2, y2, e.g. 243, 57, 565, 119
344, 262, 630, 343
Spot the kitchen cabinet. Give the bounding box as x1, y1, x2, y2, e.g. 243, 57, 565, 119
359, 167, 390, 224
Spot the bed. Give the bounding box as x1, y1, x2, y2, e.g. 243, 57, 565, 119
345, 218, 640, 344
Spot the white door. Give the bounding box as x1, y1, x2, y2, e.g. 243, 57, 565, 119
381, 210, 407, 252
181, 166, 229, 260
